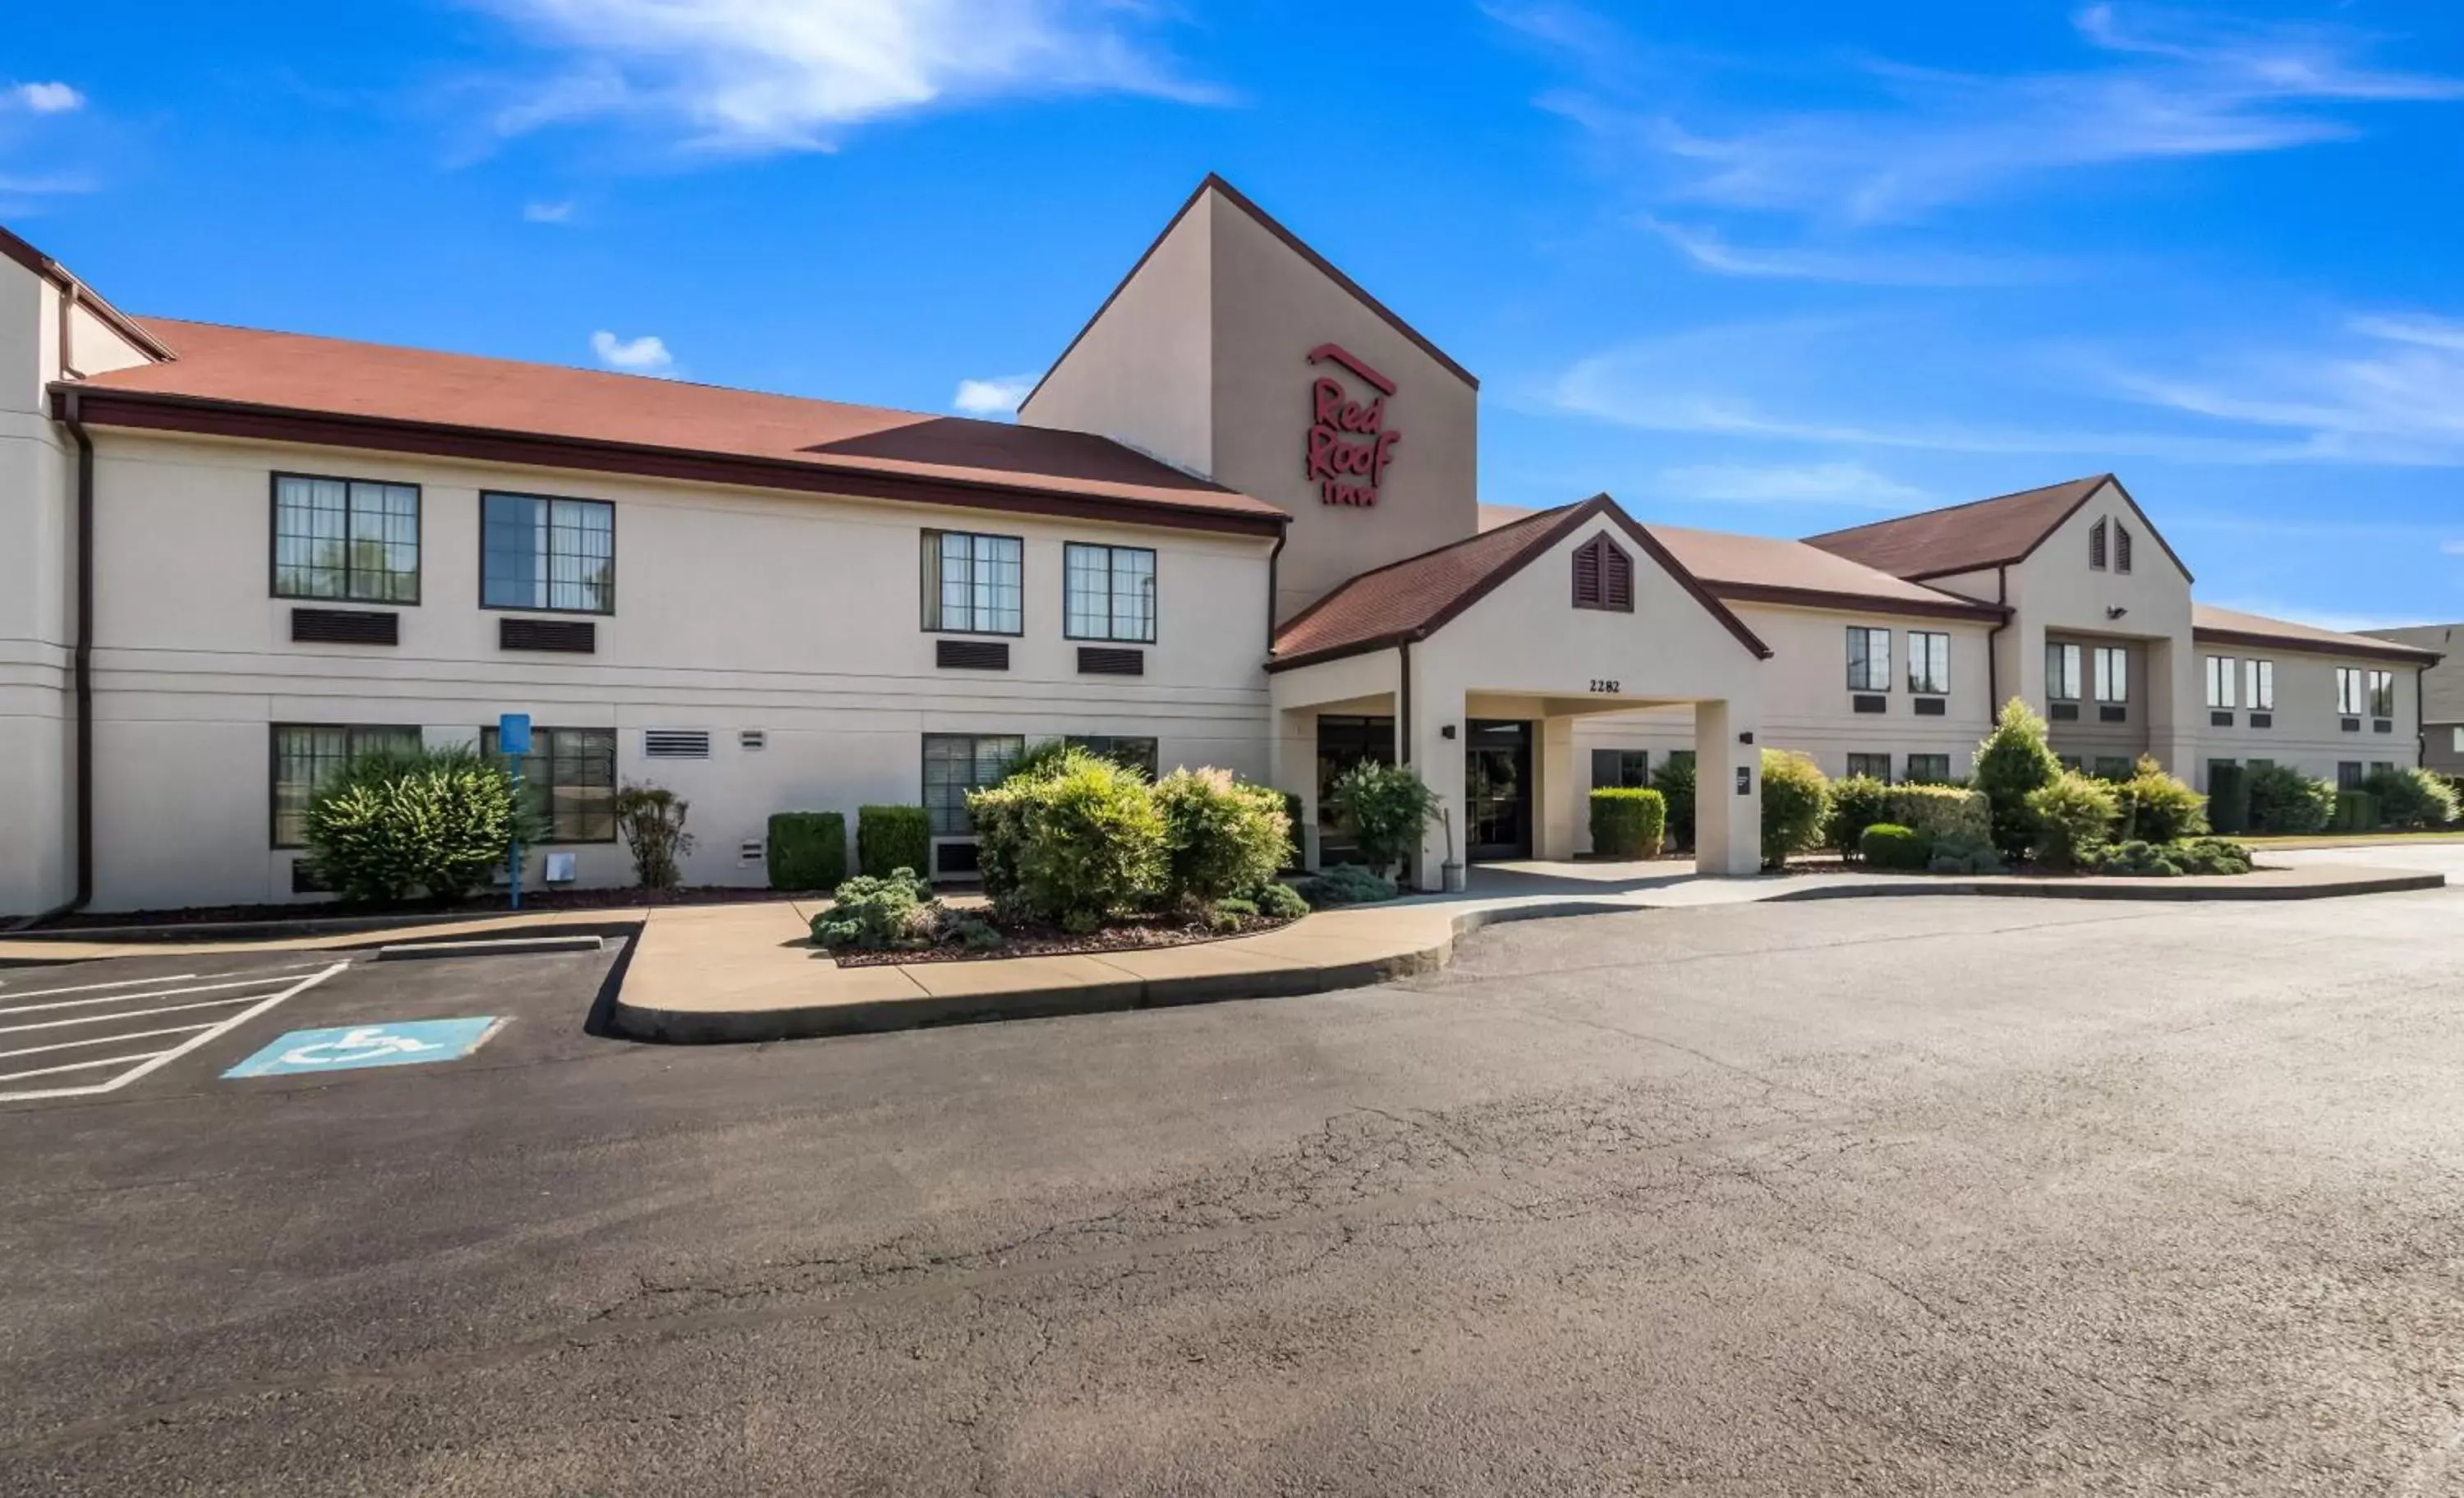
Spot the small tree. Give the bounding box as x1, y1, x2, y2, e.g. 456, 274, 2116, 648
1331, 760, 1439, 879
1152, 767, 1290, 912
968, 747, 1165, 931
2246, 764, 2334, 834
304, 745, 526, 904
614, 783, 694, 890
1759, 749, 1832, 869
2025, 771, 2121, 871
1653, 756, 1698, 852
1974, 698, 2062, 860
2114, 756, 2207, 843
1825, 774, 1891, 860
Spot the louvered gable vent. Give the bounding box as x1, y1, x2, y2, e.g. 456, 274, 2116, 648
1571, 534, 1634, 613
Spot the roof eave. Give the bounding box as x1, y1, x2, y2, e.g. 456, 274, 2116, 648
2192, 624, 2439, 667
1706, 579, 2009, 624
0, 225, 177, 362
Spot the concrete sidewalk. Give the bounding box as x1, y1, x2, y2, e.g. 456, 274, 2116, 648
610, 859, 2447, 1043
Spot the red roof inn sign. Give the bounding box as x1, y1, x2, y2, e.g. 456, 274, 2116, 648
1304, 342, 1400, 507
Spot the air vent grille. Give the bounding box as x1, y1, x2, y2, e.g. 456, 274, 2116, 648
1851, 694, 1887, 715
1912, 696, 1946, 717
1078, 646, 1144, 677
2374, 718, 2394, 733
2099, 705, 2127, 724
2250, 712, 2273, 729
739, 839, 765, 864
292, 608, 398, 646
644, 729, 712, 760
499, 618, 595, 653
2341, 716, 2361, 733
2051, 702, 2080, 721
739, 729, 767, 751
2210, 710, 2234, 728
936, 639, 1009, 671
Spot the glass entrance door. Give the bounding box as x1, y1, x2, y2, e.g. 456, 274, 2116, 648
1464, 719, 1533, 862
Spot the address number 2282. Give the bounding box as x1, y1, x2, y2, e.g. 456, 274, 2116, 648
1589, 678, 1621, 694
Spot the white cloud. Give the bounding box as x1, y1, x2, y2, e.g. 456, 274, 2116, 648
2440, 539, 2464, 557
1653, 461, 1929, 508
471, 0, 1218, 152
591, 329, 674, 374
7, 82, 84, 114
1518, 5, 2463, 224
952, 372, 1036, 417
1639, 217, 2062, 286
522, 198, 576, 223
2105, 310, 2464, 465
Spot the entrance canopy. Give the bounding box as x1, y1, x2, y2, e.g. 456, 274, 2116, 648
1267, 496, 1774, 883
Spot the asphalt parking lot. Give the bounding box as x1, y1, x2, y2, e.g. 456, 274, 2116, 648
3, 888, 2463, 1496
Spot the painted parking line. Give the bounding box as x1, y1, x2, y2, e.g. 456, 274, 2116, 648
0, 963, 348, 1104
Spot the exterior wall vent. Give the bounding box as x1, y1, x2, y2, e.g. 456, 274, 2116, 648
292, 608, 398, 646
739, 729, 767, 751
644, 729, 712, 760
739, 839, 765, 864
1911, 697, 1946, 717
2250, 712, 2273, 729
2341, 716, 2361, 733
1078, 646, 1144, 676
2051, 702, 2080, 721
500, 617, 595, 653
2374, 719, 2394, 734
1850, 694, 1887, 715
2099, 705, 2127, 724
2210, 710, 2234, 728
936, 639, 1009, 671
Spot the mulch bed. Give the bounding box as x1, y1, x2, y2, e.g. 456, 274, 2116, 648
829, 912, 1301, 967
24, 885, 825, 931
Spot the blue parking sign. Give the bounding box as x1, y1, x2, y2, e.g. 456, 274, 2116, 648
497, 713, 531, 756
223, 1018, 507, 1078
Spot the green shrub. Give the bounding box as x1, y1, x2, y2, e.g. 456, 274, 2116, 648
1825, 775, 1891, 859
2113, 756, 2208, 843
2085, 839, 2183, 877
1000, 738, 1074, 784
1760, 749, 1832, 869
1859, 823, 1933, 871
945, 910, 1005, 953
1653, 755, 1698, 851
766, 811, 847, 891
2025, 771, 2122, 871
1301, 864, 1398, 908
2333, 789, 2380, 832
2364, 765, 2460, 829
2172, 837, 2255, 876
1153, 767, 1290, 912
857, 805, 931, 880
1974, 698, 2062, 860
2204, 764, 2250, 837
614, 783, 694, 890
304, 745, 524, 904
1927, 833, 2007, 875
1280, 789, 1307, 871
809, 867, 938, 950
2246, 765, 2335, 834
1884, 783, 1992, 845
1589, 787, 1668, 858
1207, 896, 1261, 933
967, 748, 1165, 932
1331, 760, 1439, 878
1248, 880, 1309, 920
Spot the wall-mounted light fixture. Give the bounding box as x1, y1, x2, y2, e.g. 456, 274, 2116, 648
1440, 724, 1457, 740
1739, 730, 1755, 745
2106, 605, 2129, 620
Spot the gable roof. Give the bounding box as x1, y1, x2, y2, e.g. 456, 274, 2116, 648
2195, 605, 2444, 668
1268, 494, 1768, 672
2365, 624, 2460, 719
57, 318, 1287, 536
1646, 523, 2007, 623
1021, 174, 1477, 414
1803, 474, 2192, 585
0, 223, 177, 361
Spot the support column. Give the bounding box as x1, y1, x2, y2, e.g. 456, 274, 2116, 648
1694, 698, 1762, 876
1535, 714, 1577, 860
1266, 707, 1317, 871
1408, 671, 1463, 893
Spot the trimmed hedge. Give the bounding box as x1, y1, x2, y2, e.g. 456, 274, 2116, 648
2114, 756, 2208, 843
1589, 787, 1667, 858
1826, 775, 1891, 859
857, 804, 931, 880
967, 749, 1165, 932
1885, 783, 1991, 846
1154, 766, 1289, 911
2205, 763, 2250, 837
2333, 789, 2380, 833
1860, 823, 1933, 871
2365, 765, 2460, 829
2026, 770, 2122, 871
767, 811, 846, 892
1760, 749, 1832, 869
2248, 764, 2334, 834
1653, 756, 1698, 852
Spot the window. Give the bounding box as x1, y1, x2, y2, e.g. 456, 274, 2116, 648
1846, 627, 1892, 692
2115, 522, 2133, 574
2058, 754, 2085, 772
270, 724, 422, 847
481, 725, 615, 843
2337, 761, 2363, 791
2094, 646, 2128, 703
923, 733, 1025, 837
1591, 749, 1650, 789
921, 531, 1023, 636
1906, 631, 1951, 696
2246, 659, 2274, 711
1571, 534, 1634, 611
1065, 735, 1159, 780
1904, 753, 1951, 784
481, 492, 614, 613
2371, 760, 2396, 779
2337, 667, 2366, 716
273, 473, 420, 603
2204, 655, 2237, 710
2092, 756, 2133, 781
1845, 753, 1892, 781
2368, 669, 2396, 719
2046, 642, 2083, 701
1063, 544, 1156, 643
2089, 517, 2108, 570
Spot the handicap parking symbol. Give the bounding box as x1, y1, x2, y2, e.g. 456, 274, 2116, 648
223, 1018, 508, 1078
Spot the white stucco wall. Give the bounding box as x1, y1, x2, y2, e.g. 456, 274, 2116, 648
2184, 645, 2423, 788
67, 430, 1276, 912
0, 260, 77, 915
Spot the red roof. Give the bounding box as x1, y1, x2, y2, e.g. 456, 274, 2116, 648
2195, 605, 2442, 665
61, 318, 1286, 535
1803, 475, 2171, 581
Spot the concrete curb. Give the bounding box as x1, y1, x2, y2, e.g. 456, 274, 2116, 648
1763, 871, 2448, 903
610, 899, 1643, 1045
376, 935, 607, 961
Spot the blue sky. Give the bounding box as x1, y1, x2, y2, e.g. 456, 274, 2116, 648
8, 1, 2462, 627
